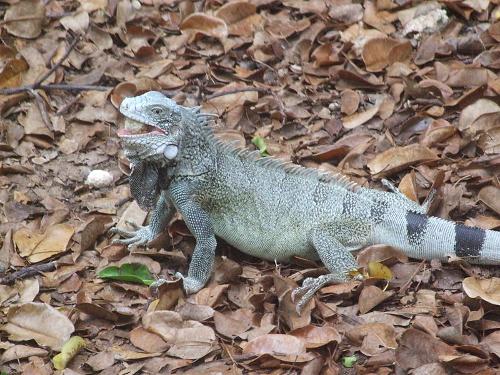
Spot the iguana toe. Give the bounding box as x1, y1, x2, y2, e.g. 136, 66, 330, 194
175, 272, 205, 294
110, 225, 156, 248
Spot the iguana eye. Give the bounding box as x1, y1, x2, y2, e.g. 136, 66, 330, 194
150, 106, 166, 117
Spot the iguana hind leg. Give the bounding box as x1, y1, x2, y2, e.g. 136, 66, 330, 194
292, 220, 370, 313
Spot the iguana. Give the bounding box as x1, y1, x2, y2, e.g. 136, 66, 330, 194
111, 91, 500, 312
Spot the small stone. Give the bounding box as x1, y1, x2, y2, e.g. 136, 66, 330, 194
85, 170, 114, 188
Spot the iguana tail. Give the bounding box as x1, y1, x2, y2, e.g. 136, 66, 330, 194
377, 210, 500, 265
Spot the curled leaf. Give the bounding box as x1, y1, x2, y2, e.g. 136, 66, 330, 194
52, 336, 86, 370
462, 277, 500, 306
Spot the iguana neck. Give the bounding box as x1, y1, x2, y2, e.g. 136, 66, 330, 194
173, 113, 216, 178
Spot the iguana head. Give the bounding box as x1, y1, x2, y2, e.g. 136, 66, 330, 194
117, 91, 188, 164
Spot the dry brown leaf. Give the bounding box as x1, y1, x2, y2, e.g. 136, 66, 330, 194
342, 100, 381, 129
0, 345, 48, 365
60, 11, 89, 34
129, 327, 169, 353
478, 186, 500, 215
398, 172, 418, 203
4, 0, 45, 39
340, 89, 360, 115
142, 310, 216, 360
396, 328, 457, 370
13, 224, 74, 263
213, 309, 252, 338
242, 334, 315, 362
462, 277, 500, 306
362, 38, 411, 72
0, 48, 29, 89
458, 99, 500, 132
367, 144, 438, 177
346, 322, 397, 356
202, 83, 258, 114
2, 302, 74, 350
215, 1, 260, 37
289, 325, 341, 348
358, 285, 394, 314
180, 13, 228, 43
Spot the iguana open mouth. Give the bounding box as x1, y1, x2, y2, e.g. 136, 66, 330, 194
117, 118, 166, 137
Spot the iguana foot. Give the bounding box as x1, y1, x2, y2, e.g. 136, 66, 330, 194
110, 225, 156, 248
292, 273, 361, 314
150, 278, 168, 291
174, 272, 205, 294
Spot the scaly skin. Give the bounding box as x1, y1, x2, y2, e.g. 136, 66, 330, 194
112, 91, 500, 312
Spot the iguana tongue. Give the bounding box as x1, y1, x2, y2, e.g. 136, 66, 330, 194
124, 117, 148, 134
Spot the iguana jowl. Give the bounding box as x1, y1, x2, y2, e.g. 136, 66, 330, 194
112, 91, 500, 311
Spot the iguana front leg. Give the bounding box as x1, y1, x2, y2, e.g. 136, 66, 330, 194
292, 220, 369, 313
167, 182, 217, 294
111, 191, 174, 247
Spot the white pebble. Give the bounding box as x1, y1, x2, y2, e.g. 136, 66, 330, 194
85, 170, 114, 188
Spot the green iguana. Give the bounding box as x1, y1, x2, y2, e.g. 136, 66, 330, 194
111, 91, 500, 312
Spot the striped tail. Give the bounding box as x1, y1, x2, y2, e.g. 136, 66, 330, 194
381, 210, 500, 265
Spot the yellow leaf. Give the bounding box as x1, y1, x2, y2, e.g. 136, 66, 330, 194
367, 261, 393, 281
52, 336, 86, 370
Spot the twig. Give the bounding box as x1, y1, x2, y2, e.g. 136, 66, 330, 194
0, 34, 112, 96
36, 35, 81, 87
29, 89, 53, 131
205, 87, 287, 125
0, 16, 44, 26
0, 84, 112, 95
0, 261, 58, 285
56, 92, 82, 115
205, 87, 271, 100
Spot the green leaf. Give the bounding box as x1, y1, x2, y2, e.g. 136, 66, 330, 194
251, 136, 269, 156
98, 263, 155, 286
341, 355, 357, 368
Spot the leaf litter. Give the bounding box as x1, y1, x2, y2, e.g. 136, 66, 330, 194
0, 0, 499, 373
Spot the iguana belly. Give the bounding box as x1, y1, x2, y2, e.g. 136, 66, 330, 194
211, 214, 316, 261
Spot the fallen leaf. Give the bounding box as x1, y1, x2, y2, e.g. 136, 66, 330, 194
342, 100, 381, 129
2, 302, 74, 350
180, 13, 228, 43
367, 144, 438, 177
4, 0, 45, 39
362, 38, 412, 72
13, 224, 75, 263
462, 277, 500, 306
358, 285, 394, 314
242, 334, 315, 362
52, 336, 86, 370
129, 327, 169, 353
289, 325, 341, 348
142, 310, 217, 360
478, 186, 500, 215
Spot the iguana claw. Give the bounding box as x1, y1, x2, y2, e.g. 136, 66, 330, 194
110, 225, 156, 248
291, 273, 364, 315
150, 274, 205, 295
174, 272, 205, 294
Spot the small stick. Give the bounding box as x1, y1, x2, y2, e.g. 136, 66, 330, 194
35, 35, 81, 88
0, 261, 58, 285
205, 87, 287, 125
205, 87, 271, 100
0, 34, 110, 96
